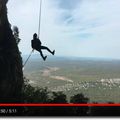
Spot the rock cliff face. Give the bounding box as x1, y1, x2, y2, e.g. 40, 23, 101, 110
0, 0, 23, 103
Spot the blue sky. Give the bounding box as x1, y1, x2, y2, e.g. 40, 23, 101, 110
7, 0, 120, 59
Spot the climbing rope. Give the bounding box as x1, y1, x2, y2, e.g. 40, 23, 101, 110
23, 49, 34, 69
23, 0, 43, 69
38, 0, 42, 38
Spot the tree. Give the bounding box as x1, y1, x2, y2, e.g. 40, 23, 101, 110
50, 92, 67, 103
0, 0, 23, 103
70, 93, 89, 103
13, 26, 21, 45
70, 93, 89, 116
23, 78, 50, 103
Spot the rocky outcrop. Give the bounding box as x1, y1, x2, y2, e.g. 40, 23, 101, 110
0, 0, 23, 103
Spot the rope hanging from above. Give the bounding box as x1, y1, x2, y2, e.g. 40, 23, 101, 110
38, 0, 42, 38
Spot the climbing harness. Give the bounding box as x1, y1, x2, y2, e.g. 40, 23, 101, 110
23, 0, 42, 69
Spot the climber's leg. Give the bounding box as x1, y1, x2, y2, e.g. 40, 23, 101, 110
37, 48, 47, 61
41, 46, 55, 55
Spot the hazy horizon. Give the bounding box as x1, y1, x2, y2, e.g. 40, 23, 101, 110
22, 53, 120, 61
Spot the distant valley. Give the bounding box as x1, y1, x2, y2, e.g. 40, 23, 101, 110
23, 55, 120, 102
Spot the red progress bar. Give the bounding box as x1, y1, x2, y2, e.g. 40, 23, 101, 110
0, 104, 120, 107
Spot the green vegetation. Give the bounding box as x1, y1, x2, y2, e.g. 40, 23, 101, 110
23, 56, 120, 103
22, 78, 90, 116
22, 78, 120, 116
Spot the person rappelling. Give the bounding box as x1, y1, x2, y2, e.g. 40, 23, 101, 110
23, 0, 55, 68
31, 33, 55, 61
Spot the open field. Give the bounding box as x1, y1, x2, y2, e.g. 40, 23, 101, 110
23, 55, 120, 102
